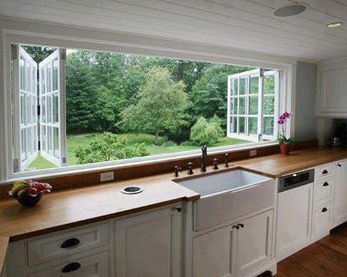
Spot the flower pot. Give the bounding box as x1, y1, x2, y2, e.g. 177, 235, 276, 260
280, 143, 291, 155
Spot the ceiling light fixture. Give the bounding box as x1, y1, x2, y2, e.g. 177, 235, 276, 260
327, 22, 343, 28
273, 3, 307, 17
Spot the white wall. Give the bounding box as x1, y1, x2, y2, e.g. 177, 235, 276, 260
294, 62, 318, 141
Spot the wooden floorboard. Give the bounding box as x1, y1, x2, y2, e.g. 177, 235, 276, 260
277, 224, 347, 277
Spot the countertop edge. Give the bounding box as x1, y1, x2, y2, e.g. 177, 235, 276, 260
0, 236, 9, 276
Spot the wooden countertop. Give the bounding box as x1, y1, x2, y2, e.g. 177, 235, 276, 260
1, 146, 347, 268
238, 147, 347, 178
0, 236, 8, 275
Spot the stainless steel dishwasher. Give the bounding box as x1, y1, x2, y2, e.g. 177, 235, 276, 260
276, 169, 315, 261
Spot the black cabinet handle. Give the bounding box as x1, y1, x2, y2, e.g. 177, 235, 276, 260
322, 169, 328, 175
238, 223, 244, 228
322, 207, 328, 213
337, 163, 342, 167
62, 262, 81, 273
175, 207, 182, 213
323, 182, 329, 187
61, 238, 80, 249
232, 225, 239, 230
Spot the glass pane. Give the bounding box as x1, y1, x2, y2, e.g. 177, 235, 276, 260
231, 97, 238, 114
32, 66, 36, 94
21, 129, 25, 161
239, 117, 245, 134
26, 62, 31, 92
47, 95, 52, 123
232, 79, 238, 95
53, 58, 58, 91
47, 126, 52, 154
42, 126, 46, 151
263, 117, 274, 136
250, 76, 259, 94
53, 94, 59, 123
53, 127, 59, 158
249, 96, 258, 115
264, 74, 275, 95
231, 117, 237, 133
264, 96, 275, 115
239, 97, 246, 115
248, 117, 257, 135
31, 96, 36, 124
239, 77, 248, 95
41, 68, 46, 95
47, 65, 52, 93
20, 57, 25, 90
26, 95, 30, 125
20, 95, 25, 124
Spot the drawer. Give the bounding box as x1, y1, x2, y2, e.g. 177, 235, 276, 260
313, 204, 332, 237
315, 164, 334, 180
314, 178, 334, 207
28, 222, 111, 266
29, 250, 109, 277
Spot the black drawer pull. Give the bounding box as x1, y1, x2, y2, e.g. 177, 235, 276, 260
61, 238, 80, 249
322, 169, 328, 175
323, 182, 329, 187
322, 207, 328, 213
62, 262, 81, 273
337, 164, 342, 167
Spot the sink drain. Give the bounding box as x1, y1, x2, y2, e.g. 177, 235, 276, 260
121, 185, 143, 195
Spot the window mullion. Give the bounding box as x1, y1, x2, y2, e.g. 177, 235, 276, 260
258, 69, 264, 142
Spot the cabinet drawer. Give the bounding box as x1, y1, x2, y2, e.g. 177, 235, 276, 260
314, 178, 334, 207
315, 164, 334, 180
313, 204, 332, 237
28, 222, 111, 266
29, 250, 109, 277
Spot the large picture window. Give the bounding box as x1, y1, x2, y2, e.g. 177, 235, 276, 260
10, 44, 282, 174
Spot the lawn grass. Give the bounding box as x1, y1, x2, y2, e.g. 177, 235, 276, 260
27, 133, 250, 170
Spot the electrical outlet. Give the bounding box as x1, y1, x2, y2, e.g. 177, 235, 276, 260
100, 171, 115, 182
249, 150, 257, 157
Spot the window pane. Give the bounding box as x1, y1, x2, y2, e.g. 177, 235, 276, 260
53, 58, 58, 91
42, 126, 46, 151
231, 97, 237, 114
47, 96, 52, 123
250, 76, 259, 94
263, 117, 274, 136
264, 96, 275, 115
41, 68, 46, 94
232, 79, 238, 95
239, 97, 246, 115
47, 65, 52, 92
41, 96, 46, 123
239, 117, 245, 134
239, 77, 248, 95
249, 96, 258, 115
20, 94, 25, 124
53, 94, 59, 123
248, 117, 257, 135
20, 57, 25, 90
53, 127, 59, 158
264, 74, 275, 95
230, 116, 237, 133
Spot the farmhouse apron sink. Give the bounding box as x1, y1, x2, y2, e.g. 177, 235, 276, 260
177, 170, 276, 231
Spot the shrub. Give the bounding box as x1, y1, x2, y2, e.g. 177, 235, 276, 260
75, 132, 149, 164
190, 116, 223, 146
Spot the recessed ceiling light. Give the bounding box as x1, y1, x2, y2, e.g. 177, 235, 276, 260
273, 4, 307, 17
327, 22, 343, 28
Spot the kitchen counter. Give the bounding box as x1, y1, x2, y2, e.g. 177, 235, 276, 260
1, 146, 347, 269
0, 236, 8, 275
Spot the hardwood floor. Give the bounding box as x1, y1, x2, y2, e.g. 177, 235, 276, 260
277, 224, 347, 277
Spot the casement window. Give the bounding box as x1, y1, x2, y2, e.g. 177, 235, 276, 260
227, 69, 279, 142
11, 45, 67, 172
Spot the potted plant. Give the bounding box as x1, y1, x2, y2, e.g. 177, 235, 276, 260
278, 112, 295, 155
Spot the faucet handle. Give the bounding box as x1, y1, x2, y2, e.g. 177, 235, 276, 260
225, 153, 230, 167
213, 158, 219, 170
174, 165, 182, 177
187, 162, 194, 175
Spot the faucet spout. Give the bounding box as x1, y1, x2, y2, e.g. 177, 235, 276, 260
201, 145, 207, 172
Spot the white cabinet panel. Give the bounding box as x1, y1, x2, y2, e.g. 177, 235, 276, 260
276, 183, 313, 260
312, 205, 332, 239
314, 177, 334, 208
333, 160, 347, 227
236, 210, 273, 277
192, 226, 234, 277
115, 206, 182, 277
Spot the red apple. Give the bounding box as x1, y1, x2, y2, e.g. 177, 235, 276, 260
27, 187, 38, 196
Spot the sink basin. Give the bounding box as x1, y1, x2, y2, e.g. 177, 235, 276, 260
178, 169, 271, 197
176, 170, 275, 231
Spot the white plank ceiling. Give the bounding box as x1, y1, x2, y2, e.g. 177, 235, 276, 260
1, 0, 347, 61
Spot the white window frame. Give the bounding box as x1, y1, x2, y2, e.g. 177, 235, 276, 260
227, 69, 280, 142
0, 30, 296, 182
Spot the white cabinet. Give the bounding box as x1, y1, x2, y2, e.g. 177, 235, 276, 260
115, 205, 183, 277
276, 183, 313, 260
192, 210, 274, 277
333, 160, 347, 227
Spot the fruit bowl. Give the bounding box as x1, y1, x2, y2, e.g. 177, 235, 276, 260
8, 180, 52, 208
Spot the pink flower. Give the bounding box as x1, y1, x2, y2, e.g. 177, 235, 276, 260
277, 119, 285, 125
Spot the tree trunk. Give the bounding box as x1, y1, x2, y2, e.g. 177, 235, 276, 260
154, 130, 161, 146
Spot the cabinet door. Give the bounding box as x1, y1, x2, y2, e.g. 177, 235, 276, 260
192, 225, 235, 277
334, 160, 347, 227
115, 206, 182, 277
236, 210, 273, 277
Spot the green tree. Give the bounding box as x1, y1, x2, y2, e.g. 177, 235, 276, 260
23, 46, 55, 63
190, 116, 223, 146
121, 67, 191, 145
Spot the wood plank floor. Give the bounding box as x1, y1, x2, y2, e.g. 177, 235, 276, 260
277, 224, 347, 277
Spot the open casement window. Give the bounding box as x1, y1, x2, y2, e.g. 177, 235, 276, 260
12, 46, 39, 172
12, 45, 67, 173
39, 49, 67, 167
227, 69, 279, 142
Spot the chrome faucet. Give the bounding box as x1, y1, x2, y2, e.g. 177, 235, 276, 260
201, 145, 207, 172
